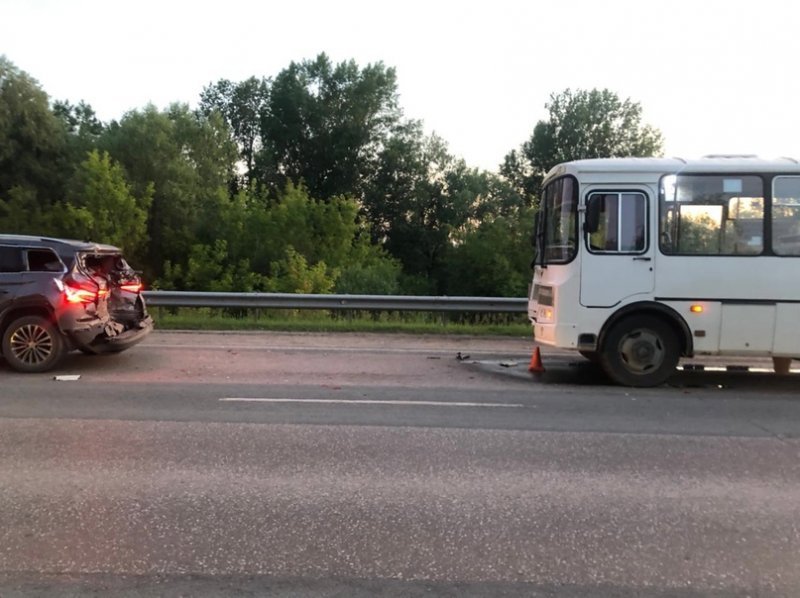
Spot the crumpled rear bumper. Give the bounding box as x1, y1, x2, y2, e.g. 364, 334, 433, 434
75, 315, 154, 354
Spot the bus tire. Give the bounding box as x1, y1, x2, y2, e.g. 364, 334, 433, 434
599, 315, 679, 387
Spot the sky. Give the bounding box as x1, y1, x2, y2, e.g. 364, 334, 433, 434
2, 0, 799, 172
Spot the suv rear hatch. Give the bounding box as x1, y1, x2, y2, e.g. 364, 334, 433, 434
77, 252, 153, 352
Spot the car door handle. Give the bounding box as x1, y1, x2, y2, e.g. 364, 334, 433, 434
633, 257, 651, 261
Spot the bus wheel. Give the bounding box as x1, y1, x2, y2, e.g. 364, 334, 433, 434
600, 315, 679, 387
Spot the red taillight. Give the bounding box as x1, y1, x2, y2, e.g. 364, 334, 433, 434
119, 283, 142, 293
64, 284, 97, 304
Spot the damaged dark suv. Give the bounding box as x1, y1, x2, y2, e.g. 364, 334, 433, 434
0, 235, 154, 373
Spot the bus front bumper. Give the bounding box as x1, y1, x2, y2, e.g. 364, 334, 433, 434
533, 321, 579, 349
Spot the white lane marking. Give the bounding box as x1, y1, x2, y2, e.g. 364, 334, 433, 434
220, 398, 524, 408
677, 366, 800, 373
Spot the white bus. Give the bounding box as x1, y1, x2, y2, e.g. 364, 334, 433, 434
528, 156, 800, 386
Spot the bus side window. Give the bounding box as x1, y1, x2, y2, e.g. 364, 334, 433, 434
773, 176, 800, 256
660, 175, 763, 255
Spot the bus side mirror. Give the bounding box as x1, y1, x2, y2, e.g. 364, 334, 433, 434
584, 197, 601, 234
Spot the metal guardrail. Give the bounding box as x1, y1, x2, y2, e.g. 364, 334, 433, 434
143, 291, 528, 314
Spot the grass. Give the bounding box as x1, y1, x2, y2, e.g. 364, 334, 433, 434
151, 307, 532, 337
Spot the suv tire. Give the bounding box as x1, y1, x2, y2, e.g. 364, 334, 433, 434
2, 315, 67, 373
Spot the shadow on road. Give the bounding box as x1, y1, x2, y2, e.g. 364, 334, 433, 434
477, 356, 800, 395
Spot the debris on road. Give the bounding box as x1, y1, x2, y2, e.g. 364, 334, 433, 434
53, 375, 81, 381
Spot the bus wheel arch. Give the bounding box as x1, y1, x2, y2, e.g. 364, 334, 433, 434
597, 303, 692, 387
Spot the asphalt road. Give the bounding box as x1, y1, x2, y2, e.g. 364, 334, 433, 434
0, 331, 799, 597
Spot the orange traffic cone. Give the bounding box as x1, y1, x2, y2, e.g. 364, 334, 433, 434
528, 346, 545, 373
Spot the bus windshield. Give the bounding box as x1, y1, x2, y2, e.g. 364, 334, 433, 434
538, 176, 578, 265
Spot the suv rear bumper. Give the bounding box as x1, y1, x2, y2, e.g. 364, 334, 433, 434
71, 315, 154, 354
62, 316, 108, 348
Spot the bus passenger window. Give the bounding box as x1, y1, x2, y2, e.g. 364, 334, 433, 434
659, 175, 764, 255
772, 176, 800, 256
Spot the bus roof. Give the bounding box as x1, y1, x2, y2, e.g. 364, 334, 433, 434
543, 156, 800, 186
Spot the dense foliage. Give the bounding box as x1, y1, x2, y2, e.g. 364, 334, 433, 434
502, 88, 664, 199
0, 55, 663, 297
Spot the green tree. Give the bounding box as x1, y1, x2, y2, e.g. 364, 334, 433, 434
361, 119, 426, 244
258, 53, 401, 200
60, 150, 152, 256
0, 56, 68, 212
0, 186, 53, 233
445, 208, 536, 297
364, 126, 512, 292
264, 247, 337, 294
503, 88, 664, 198
53, 99, 104, 167
163, 182, 399, 294
255, 182, 362, 274
499, 148, 539, 204
161, 239, 261, 292
334, 239, 402, 295
199, 76, 269, 187
100, 104, 237, 279
53, 99, 103, 137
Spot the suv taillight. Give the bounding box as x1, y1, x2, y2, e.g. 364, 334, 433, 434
64, 283, 97, 304
55, 278, 103, 304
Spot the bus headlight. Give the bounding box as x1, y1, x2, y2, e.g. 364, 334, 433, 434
536, 286, 554, 322
538, 306, 555, 323
536, 285, 554, 307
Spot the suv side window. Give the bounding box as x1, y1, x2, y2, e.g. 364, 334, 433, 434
0, 246, 25, 273
26, 248, 64, 272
